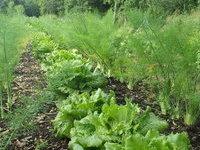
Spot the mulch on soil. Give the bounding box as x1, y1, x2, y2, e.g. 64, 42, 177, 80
106, 77, 200, 150
9, 103, 68, 150
12, 51, 46, 104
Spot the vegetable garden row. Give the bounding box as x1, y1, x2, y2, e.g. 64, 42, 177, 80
30, 31, 190, 149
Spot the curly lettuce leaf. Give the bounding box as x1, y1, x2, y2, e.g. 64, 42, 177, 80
53, 90, 190, 150
48, 59, 106, 94
53, 112, 74, 137
134, 108, 168, 135
166, 133, 190, 150
104, 142, 123, 150
100, 101, 140, 136
125, 134, 152, 150
53, 89, 115, 137
125, 131, 190, 150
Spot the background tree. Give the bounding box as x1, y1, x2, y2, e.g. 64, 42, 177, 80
39, 0, 65, 16
23, 0, 40, 17
65, 0, 110, 12
0, 0, 9, 13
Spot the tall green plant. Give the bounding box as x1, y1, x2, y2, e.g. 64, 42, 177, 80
0, 17, 12, 110
126, 12, 200, 124
2, 31, 12, 108
0, 82, 3, 118
0, 14, 28, 111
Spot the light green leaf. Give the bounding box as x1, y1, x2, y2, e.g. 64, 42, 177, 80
78, 134, 103, 147
135, 110, 168, 135
125, 134, 151, 150
167, 133, 190, 150
104, 142, 123, 150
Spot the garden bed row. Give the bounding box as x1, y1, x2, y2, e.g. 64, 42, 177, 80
29, 32, 192, 149
1, 31, 199, 149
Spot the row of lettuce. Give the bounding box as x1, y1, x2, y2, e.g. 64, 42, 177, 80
31, 31, 190, 150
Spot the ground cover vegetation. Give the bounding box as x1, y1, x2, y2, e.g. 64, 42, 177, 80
0, 0, 200, 149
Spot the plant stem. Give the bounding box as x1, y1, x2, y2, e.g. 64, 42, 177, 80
3, 31, 12, 109
113, 1, 117, 24
0, 87, 3, 119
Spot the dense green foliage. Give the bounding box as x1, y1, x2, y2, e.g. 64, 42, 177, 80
31, 10, 200, 125
54, 89, 190, 150
38, 0, 65, 15
1, 0, 199, 16
31, 32, 58, 60
47, 59, 106, 95
23, 0, 40, 17
53, 89, 114, 137
1, 0, 200, 149
65, 0, 110, 12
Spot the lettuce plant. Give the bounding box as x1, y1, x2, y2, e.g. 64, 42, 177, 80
123, 131, 190, 150
47, 59, 106, 95
134, 107, 168, 135
53, 90, 190, 149
69, 100, 189, 150
53, 89, 115, 137
45, 49, 82, 67
31, 32, 58, 60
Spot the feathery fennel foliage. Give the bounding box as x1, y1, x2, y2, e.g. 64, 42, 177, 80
0, 14, 27, 115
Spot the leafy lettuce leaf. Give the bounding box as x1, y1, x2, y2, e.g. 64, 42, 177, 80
53, 89, 115, 137
53, 90, 190, 150
47, 59, 106, 95
125, 131, 190, 150
134, 108, 168, 135
67, 101, 190, 150
104, 142, 123, 150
